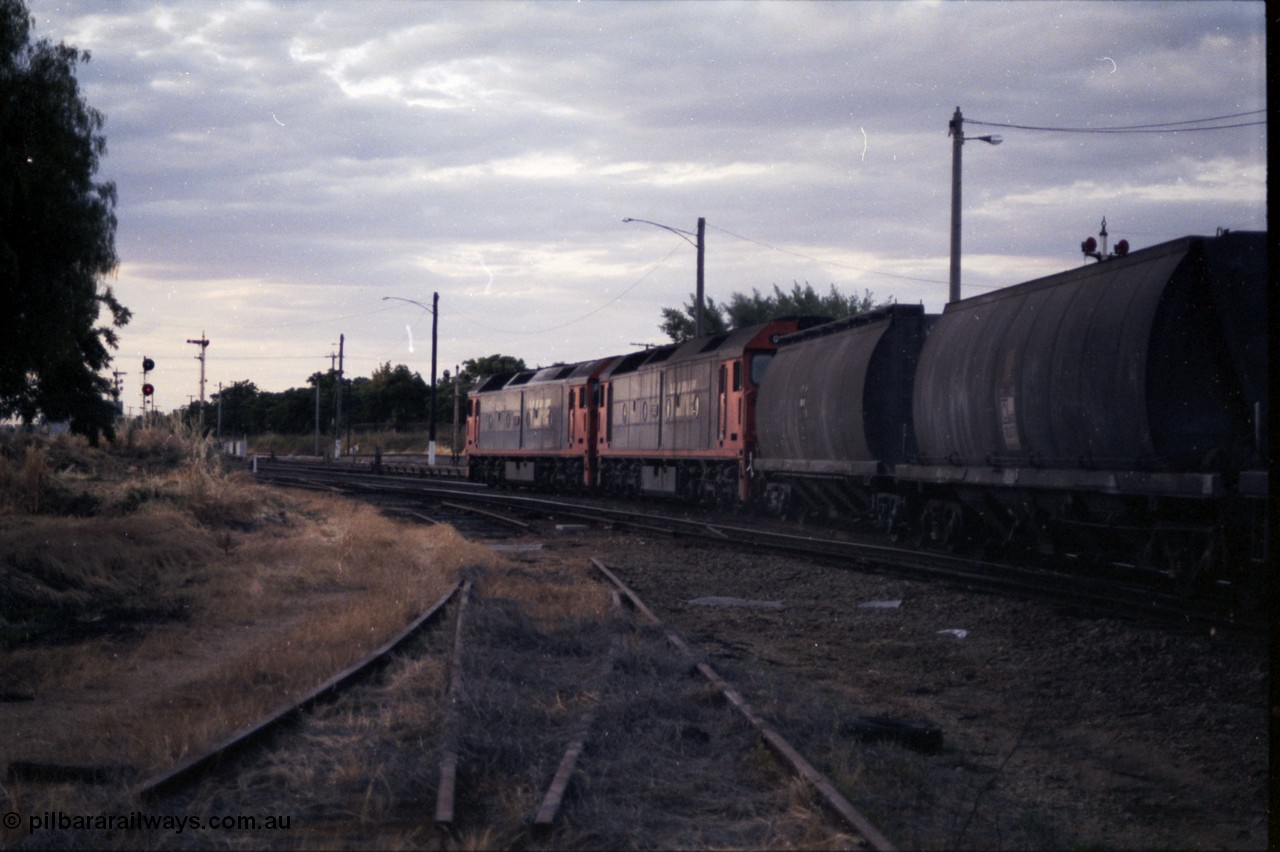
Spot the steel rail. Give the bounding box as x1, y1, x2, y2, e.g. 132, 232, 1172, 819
134, 580, 462, 800
533, 590, 625, 828
592, 558, 896, 852
434, 579, 474, 827
439, 500, 533, 532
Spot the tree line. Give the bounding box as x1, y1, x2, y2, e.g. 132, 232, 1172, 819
659, 282, 887, 342
185, 355, 526, 438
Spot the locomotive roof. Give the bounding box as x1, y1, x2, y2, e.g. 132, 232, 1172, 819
600, 322, 780, 378
471, 356, 616, 393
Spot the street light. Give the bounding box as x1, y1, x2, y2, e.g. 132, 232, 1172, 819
382, 293, 440, 466
623, 216, 706, 336
948, 106, 1002, 304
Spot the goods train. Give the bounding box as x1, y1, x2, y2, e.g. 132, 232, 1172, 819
466, 230, 1268, 594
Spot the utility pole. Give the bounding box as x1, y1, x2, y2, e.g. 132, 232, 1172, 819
334, 334, 344, 459
187, 332, 210, 425
695, 217, 706, 337
429, 291, 439, 466
948, 107, 1002, 304
216, 382, 222, 443
111, 370, 127, 415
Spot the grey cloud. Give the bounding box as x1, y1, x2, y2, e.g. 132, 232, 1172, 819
24, 0, 1266, 410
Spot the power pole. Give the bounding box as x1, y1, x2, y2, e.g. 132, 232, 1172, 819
334, 334, 344, 459
947, 106, 1002, 304
187, 333, 210, 425
111, 370, 127, 415
429, 291, 439, 466
695, 216, 706, 337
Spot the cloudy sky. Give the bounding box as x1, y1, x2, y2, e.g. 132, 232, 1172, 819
26, 1, 1267, 413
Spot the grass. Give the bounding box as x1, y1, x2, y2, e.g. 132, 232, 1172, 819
0, 422, 499, 781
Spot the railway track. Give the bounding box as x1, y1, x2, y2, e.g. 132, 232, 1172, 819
12, 456, 1259, 848
249, 457, 1262, 635
82, 546, 891, 847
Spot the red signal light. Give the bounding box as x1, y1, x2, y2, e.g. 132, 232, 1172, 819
142, 384, 155, 397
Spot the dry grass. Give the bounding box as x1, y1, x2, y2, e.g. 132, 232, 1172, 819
0, 426, 501, 781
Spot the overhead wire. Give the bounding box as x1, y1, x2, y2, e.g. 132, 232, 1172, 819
967, 109, 1265, 134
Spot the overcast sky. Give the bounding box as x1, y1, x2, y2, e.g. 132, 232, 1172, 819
26, 1, 1267, 413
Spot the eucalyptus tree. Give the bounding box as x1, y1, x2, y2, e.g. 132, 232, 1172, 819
1, 0, 127, 442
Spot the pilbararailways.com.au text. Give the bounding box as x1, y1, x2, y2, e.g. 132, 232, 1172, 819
10, 810, 292, 835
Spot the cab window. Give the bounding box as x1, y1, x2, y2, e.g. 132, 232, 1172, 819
750, 353, 774, 386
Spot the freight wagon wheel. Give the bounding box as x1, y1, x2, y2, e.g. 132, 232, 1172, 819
916, 500, 962, 552
1138, 525, 1212, 597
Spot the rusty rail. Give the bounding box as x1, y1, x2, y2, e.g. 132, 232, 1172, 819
533, 590, 624, 827
591, 558, 896, 852
134, 580, 462, 800
433, 579, 474, 827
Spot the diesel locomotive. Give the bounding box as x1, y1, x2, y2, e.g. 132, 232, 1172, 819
466, 230, 1268, 592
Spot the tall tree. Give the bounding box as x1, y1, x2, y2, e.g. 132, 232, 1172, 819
1, 0, 127, 443
660, 282, 887, 342
359, 362, 429, 430
658, 294, 728, 343
460, 354, 528, 387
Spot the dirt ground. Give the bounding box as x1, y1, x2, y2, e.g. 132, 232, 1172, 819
552, 527, 1269, 850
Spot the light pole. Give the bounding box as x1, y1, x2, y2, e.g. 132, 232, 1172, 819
382, 293, 440, 466
948, 107, 1002, 304
623, 216, 706, 337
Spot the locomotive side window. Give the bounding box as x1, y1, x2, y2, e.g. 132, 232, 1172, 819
732, 361, 742, 392
750, 352, 774, 386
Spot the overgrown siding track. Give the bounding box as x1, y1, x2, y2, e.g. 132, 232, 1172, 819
95, 559, 876, 848
132, 581, 464, 800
